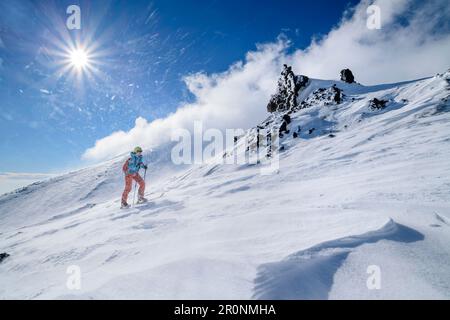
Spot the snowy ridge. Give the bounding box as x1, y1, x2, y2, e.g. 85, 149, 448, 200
229, 70, 450, 164
0, 70, 449, 299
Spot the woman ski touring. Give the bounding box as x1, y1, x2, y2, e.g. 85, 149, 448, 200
121, 146, 148, 208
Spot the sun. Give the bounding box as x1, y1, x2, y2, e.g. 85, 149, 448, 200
69, 48, 90, 70
51, 37, 106, 85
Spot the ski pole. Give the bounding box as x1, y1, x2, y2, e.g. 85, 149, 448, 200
142, 168, 147, 201
132, 175, 137, 207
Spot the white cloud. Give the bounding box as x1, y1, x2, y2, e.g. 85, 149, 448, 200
289, 0, 450, 84
83, 0, 450, 162
82, 40, 286, 161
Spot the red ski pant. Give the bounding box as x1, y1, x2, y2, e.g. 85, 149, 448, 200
122, 173, 145, 203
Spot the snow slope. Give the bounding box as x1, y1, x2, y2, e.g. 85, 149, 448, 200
0, 71, 449, 299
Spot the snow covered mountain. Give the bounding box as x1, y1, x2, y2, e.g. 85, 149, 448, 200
1, 67, 449, 299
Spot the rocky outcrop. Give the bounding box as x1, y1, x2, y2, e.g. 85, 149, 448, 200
0, 253, 9, 264
267, 65, 309, 113
279, 114, 292, 137
340, 69, 355, 84
293, 85, 345, 112
267, 65, 354, 114
369, 98, 388, 111
332, 85, 343, 104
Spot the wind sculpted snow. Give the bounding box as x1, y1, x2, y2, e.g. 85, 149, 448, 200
253, 220, 424, 299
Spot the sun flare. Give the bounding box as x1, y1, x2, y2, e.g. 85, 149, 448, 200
69, 48, 90, 70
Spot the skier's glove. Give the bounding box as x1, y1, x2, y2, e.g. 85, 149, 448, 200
143, 165, 148, 170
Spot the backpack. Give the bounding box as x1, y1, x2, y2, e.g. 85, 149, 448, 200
122, 158, 131, 173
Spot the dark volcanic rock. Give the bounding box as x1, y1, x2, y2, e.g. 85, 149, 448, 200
369, 98, 388, 111
291, 85, 345, 112
282, 114, 291, 124
340, 69, 355, 84
279, 114, 292, 137
267, 65, 309, 113
332, 85, 343, 104
0, 252, 10, 264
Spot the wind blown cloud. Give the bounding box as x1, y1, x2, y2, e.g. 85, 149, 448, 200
82, 41, 285, 161
290, 0, 450, 84
83, 0, 450, 162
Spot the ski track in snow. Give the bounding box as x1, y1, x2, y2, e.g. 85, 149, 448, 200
0, 73, 450, 299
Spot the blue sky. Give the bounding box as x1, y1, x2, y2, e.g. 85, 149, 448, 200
0, 0, 361, 173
